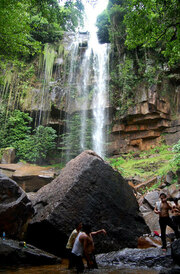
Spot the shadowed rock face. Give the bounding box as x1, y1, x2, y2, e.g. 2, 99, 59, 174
171, 239, 180, 266
0, 239, 61, 266
0, 174, 34, 239
27, 150, 149, 256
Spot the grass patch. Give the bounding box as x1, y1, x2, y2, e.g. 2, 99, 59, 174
107, 144, 176, 180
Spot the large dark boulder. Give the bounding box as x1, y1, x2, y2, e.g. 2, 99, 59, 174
171, 239, 180, 265
0, 174, 34, 239
27, 150, 149, 256
0, 238, 60, 266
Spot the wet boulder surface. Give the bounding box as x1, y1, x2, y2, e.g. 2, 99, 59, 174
171, 239, 180, 266
0, 174, 34, 239
96, 247, 180, 272
0, 238, 61, 266
27, 150, 149, 256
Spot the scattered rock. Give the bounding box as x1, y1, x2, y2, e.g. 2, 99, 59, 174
27, 150, 149, 256
144, 190, 159, 208
139, 191, 160, 232
167, 183, 180, 199
165, 171, 176, 185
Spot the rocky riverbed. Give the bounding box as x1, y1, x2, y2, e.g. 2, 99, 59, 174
0, 150, 180, 272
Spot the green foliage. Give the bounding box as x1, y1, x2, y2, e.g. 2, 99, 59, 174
0, 108, 57, 164
96, 0, 180, 67
110, 56, 137, 116
142, 181, 162, 194
108, 4, 126, 45
96, 10, 110, 43
0, 0, 41, 59
108, 144, 175, 180
0, 0, 84, 60
63, 0, 84, 31
172, 139, 180, 166
0, 109, 32, 148
60, 112, 93, 161
124, 0, 180, 65
30, 16, 63, 44
16, 125, 57, 164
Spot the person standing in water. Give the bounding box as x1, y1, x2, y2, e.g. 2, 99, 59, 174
154, 193, 180, 251
66, 222, 82, 269
71, 223, 106, 272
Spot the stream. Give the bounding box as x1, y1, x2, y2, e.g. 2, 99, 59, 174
0, 258, 159, 274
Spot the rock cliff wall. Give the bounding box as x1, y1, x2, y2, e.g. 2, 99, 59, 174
108, 68, 180, 155
20, 33, 180, 157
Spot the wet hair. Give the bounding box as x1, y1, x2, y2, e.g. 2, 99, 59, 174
159, 193, 167, 198
174, 198, 178, 203
82, 224, 92, 234
75, 222, 82, 229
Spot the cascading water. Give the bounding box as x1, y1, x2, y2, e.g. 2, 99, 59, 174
38, 44, 56, 126
63, 0, 110, 161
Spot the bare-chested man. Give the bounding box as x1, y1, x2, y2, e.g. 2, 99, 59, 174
71, 224, 106, 272
154, 193, 180, 251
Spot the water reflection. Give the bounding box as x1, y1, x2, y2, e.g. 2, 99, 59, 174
0, 259, 159, 274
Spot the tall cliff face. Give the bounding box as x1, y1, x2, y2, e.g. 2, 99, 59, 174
19, 32, 180, 158
107, 44, 180, 155
20, 34, 180, 158
108, 74, 180, 154
21, 31, 111, 160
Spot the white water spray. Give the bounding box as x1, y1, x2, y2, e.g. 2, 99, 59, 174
64, 0, 110, 160
82, 0, 109, 157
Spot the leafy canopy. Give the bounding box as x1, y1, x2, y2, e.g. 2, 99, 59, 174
0, 108, 57, 164
96, 10, 110, 43
97, 0, 180, 65
124, 0, 180, 65
16, 125, 57, 164
0, 0, 84, 60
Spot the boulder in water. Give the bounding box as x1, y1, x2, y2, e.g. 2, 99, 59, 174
0, 238, 61, 266
96, 247, 175, 269
27, 150, 149, 256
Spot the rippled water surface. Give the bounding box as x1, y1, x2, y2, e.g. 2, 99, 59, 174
0, 259, 159, 274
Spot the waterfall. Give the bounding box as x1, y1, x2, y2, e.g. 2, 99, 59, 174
92, 43, 109, 157
38, 44, 56, 126
63, 0, 109, 161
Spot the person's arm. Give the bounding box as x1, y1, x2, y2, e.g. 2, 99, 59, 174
167, 201, 173, 210
172, 205, 180, 213
154, 204, 160, 214
91, 229, 106, 236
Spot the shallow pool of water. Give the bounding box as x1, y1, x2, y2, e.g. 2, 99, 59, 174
0, 259, 160, 274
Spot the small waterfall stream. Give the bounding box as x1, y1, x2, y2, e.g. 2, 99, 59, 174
64, 0, 110, 161
38, 44, 56, 126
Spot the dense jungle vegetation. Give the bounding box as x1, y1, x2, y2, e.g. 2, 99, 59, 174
0, 0, 84, 163
97, 0, 180, 115
0, 0, 180, 169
